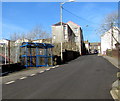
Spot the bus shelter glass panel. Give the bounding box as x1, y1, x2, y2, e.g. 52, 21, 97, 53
20, 47, 26, 55
27, 56, 31, 66
32, 56, 36, 66
20, 42, 54, 67
31, 48, 36, 56
27, 48, 31, 56
47, 48, 53, 66
37, 48, 44, 55
37, 56, 45, 66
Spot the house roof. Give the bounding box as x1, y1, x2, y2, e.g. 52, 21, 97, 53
20, 42, 54, 48
90, 42, 101, 46
32, 38, 52, 41
101, 27, 120, 37
84, 40, 89, 44
67, 21, 81, 27
0, 39, 10, 41
98, 43, 101, 46
52, 22, 67, 26
32, 39, 42, 41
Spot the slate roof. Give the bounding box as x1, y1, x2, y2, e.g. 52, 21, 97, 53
52, 22, 67, 26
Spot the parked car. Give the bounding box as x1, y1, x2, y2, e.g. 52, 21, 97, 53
94, 49, 98, 54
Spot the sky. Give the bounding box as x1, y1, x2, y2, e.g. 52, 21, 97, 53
1, 2, 118, 42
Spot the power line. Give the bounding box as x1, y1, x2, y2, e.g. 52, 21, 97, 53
62, 7, 99, 25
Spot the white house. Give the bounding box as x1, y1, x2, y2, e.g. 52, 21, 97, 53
32, 39, 43, 43
15, 38, 30, 46
101, 27, 120, 55
0, 39, 10, 46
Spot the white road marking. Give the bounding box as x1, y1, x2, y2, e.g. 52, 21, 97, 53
5, 81, 15, 85
52, 67, 55, 68
46, 68, 50, 71
19, 77, 27, 80
55, 65, 59, 67
30, 74, 36, 76
39, 71, 44, 73
115, 90, 118, 93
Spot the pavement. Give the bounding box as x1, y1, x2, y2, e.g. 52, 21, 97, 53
102, 55, 120, 101
102, 55, 120, 69
2, 55, 118, 99
1, 66, 59, 84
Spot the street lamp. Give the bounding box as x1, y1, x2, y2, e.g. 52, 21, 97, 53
60, 0, 75, 62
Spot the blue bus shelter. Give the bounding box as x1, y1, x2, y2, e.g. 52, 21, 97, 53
20, 42, 54, 67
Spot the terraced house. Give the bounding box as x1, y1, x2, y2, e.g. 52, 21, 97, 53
101, 27, 120, 55
52, 21, 84, 55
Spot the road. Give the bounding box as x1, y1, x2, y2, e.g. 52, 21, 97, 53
2, 55, 118, 99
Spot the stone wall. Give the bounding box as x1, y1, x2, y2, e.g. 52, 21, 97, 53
106, 49, 120, 61
52, 42, 79, 56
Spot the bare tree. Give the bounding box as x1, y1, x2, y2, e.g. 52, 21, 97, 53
99, 11, 118, 34
26, 25, 50, 40
10, 25, 51, 41
10, 32, 20, 41
99, 11, 119, 45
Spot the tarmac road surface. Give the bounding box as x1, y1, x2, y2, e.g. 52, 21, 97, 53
2, 55, 118, 99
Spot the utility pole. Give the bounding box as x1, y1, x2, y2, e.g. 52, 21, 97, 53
8, 40, 10, 65
60, 2, 63, 61
111, 23, 113, 50
5, 44, 6, 64
60, 0, 75, 62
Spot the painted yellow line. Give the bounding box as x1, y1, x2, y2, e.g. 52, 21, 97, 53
5, 81, 15, 85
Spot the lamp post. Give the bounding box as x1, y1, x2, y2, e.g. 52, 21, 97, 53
5, 43, 6, 64
8, 40, 10, 65
60, 2, 63, 62
60, 0, 74, 62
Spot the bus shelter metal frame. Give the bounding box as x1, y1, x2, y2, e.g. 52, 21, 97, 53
20, 42, 54, 67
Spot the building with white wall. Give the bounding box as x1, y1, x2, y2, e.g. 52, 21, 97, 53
67, 21, 84, 55
32, 39, 43, 43
15, 38, 30, 46
0, 39, 10, 46
52, 22, 75, 43
52, 21, 84, 55
101, 27, 120, 55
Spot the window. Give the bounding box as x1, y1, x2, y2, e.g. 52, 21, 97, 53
53, 35, 56, 39
75, 36, 78, 42
74, 28, 78, 33
65, 35, 67, 40
64, 26, 67, 30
